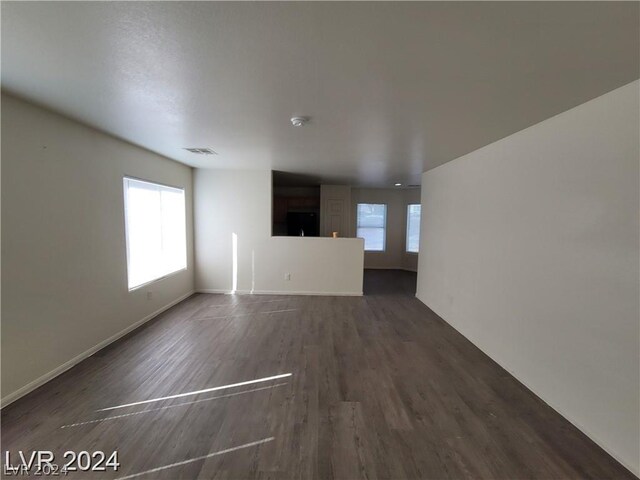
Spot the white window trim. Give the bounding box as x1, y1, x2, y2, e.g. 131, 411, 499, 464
123, 176, 188, 291
127, 268, 188, 292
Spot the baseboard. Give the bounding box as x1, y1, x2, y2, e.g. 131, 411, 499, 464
250, 289, 363, 296
364, 266, 417, 272
1, 290, 195, 409
197, 289, 232, 294
415, 293, 639, 478
197, 289, 362, 297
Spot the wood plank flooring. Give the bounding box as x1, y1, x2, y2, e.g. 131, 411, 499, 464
2, 270, 635, 479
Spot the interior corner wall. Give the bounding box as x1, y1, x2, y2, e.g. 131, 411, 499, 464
416, 80, 640, 475
351, 187, 421, 271
194, 169, 364, 296
1, 93, 195, 406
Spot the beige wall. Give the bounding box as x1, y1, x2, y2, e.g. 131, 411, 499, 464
1, 93, 195, 406
416, 81, 640, 475
351, 188, 421, 271
195, 169, 364, 295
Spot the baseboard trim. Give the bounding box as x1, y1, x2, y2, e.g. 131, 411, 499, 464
364, 267, 417, 272
415, 293, 639, 478
197, 289, 233, 294
1, 290, 195, 409
197, 289, 362, 297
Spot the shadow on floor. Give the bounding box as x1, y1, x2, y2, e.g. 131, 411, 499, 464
363, 269, 417, 296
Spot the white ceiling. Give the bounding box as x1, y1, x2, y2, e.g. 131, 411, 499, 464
2, 2, 638, 186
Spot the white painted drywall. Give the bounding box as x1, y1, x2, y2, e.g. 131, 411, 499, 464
416, 81, 640, 475
194, 169, 364, 295
351, 188, 421, 271
1, 93, 195, 405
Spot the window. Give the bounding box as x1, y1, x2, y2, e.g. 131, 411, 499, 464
406, 204, 421, 253
356, 203, 387, 251
123, 177, 187, 290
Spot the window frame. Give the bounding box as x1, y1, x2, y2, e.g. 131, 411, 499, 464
356, 203, 387, 252
405, 203, 421, 254
123, 176, 188, 291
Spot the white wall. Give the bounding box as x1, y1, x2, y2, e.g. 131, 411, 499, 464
195, 169, 364, 295
351, 188, 421, 271
1, 93, 195, 406
416, 81, 639, 475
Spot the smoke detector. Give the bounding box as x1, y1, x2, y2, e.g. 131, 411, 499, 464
290, 116, 308, 127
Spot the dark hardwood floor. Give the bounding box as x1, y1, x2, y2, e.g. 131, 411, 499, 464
2, 270, 635, 479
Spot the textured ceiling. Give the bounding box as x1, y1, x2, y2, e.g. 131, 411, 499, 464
2, 2, 638, 186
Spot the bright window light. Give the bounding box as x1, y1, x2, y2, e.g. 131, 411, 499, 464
356, 203, 387, 251
406, 204, 421, 253
123, 177, 187, 290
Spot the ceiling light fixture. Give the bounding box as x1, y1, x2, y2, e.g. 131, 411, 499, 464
395, 183, 402, 187
290, 116, 308, 127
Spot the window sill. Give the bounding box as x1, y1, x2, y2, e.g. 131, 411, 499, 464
128, 267, 188, 292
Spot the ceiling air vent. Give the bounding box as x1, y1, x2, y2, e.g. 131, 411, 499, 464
184, 148, 217, 155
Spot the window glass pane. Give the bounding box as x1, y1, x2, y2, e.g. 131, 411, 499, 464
356, 203, 386, 251
124, 178, 187, 290
406, 204, 421, 253
357, 227, 385, 251
357, 203, 386, 228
